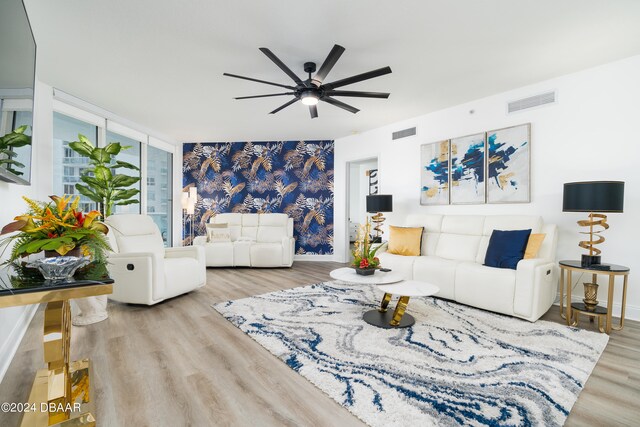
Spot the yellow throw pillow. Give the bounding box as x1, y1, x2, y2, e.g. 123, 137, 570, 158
524, 233, 546, 259
387, 226, 423, 256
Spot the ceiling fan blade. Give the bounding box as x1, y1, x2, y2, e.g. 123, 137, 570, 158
325, 90, 390, 99
259, 48, 303, 84
312, 44, 345, 86
309, 105, 318, 119
320, 96, 359, 114
322, 66, 392, 90
269, 98, 299, 114
223, 73, 295, 90
235, 92, 295, 100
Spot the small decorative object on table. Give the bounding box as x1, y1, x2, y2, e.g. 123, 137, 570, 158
0, 195, 112, 325
27, 256, 90, 281
351, 218, 384, 275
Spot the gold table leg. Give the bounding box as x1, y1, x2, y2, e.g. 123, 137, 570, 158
559, 268, 565, 319
566, 270, 573, 326
390, 296, 410, 327
611, 275, 628, 331
20, 300, 95, 427
605, 275, 615, 334
378, 293, 392, 313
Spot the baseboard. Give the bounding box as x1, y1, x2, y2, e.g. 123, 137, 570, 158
553, 293, 640, 322
294, 254, 337, 262
0, 305, 38, 384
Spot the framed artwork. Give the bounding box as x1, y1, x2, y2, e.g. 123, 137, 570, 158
420, 140, 450, 205
366, 168, 378, 195
450, 133, 486, 204
486, 123, 531, 203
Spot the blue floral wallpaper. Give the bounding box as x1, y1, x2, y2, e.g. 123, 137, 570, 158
182, 141, 334, 254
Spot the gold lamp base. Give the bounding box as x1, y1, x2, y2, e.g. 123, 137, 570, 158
371, 212, 385, 242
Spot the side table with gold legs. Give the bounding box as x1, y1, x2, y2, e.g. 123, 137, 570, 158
0, 265, 113, 426
559, 260, 630, 334
363, 281, 440, 329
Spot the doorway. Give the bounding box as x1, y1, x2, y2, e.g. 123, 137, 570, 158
346, 157, 379, 262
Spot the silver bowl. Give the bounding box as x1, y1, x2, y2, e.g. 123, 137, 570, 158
26, 256, 91, 280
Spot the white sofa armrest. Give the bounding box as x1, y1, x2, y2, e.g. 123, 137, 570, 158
281, 236, 295, 266
165, 245, 206, 285
514, 258, 558, 321
106, 252, 164, 305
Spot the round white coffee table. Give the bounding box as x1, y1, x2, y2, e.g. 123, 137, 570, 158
363, 280, 440, 329
329, 267, 404, 285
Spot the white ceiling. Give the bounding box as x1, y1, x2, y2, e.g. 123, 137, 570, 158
24, 0, 640, 143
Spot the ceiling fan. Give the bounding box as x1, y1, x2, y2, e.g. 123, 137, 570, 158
223, 44, 392, 118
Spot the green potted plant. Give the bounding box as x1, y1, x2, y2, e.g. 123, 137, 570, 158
0, 125, 31, 176
68, 134, 141, 218
351, 219, 384, 275
0, 195, 111, 264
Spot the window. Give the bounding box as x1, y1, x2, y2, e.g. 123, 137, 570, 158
53, 112, 97, 209
106, 131, 141, 214
147, 145, 172, 246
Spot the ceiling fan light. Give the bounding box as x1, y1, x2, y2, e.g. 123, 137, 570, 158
300, 91, 319, 106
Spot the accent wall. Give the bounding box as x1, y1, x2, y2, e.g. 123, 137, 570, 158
182, 141, 334, 255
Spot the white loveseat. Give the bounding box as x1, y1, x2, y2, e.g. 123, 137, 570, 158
378, 214, 558, 322
105, 214, 207, 305
193, 213, 295, 267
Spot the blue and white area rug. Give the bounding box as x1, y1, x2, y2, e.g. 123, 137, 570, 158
213, 282, 608, 426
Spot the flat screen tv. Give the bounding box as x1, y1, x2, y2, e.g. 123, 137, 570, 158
0, 0, 36, 185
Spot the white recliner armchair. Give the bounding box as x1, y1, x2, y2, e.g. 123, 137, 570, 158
105, 214, 206, 305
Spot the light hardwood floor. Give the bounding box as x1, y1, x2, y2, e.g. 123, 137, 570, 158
1, 262, 639, 426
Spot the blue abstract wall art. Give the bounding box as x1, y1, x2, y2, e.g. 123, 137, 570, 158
487, 124, 530, 203
420, 140, 450, 205
450, 133, 486, 204
183, 141, 334, 254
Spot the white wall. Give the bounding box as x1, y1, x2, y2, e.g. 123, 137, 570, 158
0, 80, 53, 382
335, 55, 640, 319
348, 159, 378, 226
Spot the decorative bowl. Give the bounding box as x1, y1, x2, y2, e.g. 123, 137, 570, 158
355, 267, 376, 276
26, 256, 91, 280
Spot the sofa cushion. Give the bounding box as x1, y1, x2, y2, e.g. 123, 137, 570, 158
524, 234, 546, 259
435, 234, 480, 262
257, 226, 286, 243
441, 215, 485, 235
201, 241, 234, 266
387, 226, 423, 256
484, 229, 531, 270
455, 262, 516, 316
477, 216, 542, 262
250, 243, 283, 267
206, 223, 231, 242
233, 241, 251, 266
412, 256, 459, 300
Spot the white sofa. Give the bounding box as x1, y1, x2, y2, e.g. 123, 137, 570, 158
378, 214, 558, 322
105, 214, 206, 305
193, 213, 295, 267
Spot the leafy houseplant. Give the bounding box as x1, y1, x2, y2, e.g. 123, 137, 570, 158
68, 134, 141, 218
0, 125, 31, 176
351, 219, 384, 275
0, 195, 111, 264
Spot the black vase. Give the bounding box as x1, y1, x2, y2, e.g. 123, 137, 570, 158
355, 267, 375, 276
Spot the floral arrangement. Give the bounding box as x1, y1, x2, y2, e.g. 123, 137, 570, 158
0, 195, 111, 264
351, 219, 384, 270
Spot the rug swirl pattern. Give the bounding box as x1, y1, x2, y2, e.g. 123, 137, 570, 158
213, 281, 608, 426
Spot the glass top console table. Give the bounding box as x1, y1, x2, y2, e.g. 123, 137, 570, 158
0, 263, 113, 426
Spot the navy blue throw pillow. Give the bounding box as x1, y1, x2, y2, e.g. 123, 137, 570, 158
484, 229, 532, 270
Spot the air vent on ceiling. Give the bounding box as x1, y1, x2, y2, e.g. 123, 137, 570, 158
392, 127, 416, 140
508, 91, 556, 114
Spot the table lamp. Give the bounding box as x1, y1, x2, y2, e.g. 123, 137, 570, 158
366, 194, 393, 243
562, 181, 624, 268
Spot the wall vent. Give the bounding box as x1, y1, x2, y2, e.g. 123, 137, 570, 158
508, 91, 556, 114
392, 127, 416, 140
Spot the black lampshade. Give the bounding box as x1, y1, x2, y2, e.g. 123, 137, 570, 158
366, 194, 393, 213
562, 181, 624, 213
